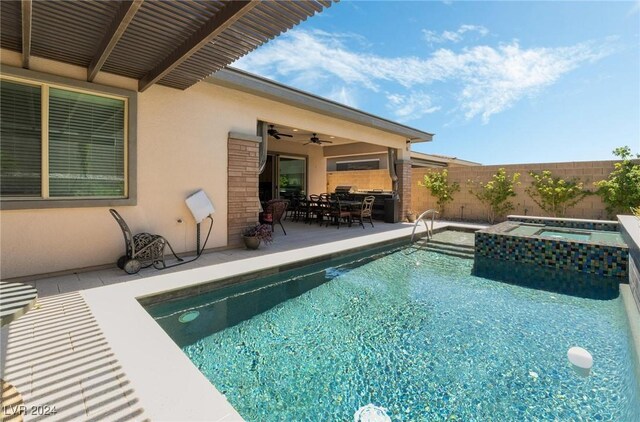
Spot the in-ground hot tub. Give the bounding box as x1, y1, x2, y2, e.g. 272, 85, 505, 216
507, 224, 626, 245
475, 216, 628, 279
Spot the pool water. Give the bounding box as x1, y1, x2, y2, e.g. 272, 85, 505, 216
149, 245, 639, 421
538, 230, 590, 242
508, 224, 625, 245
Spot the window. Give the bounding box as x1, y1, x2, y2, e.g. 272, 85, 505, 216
336, 159, 380, 171
1, 78, 127, 202
0, 81, 41, 197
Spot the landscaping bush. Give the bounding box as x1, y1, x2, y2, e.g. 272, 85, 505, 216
526, 170, 589, 217
419, 169, 460, 217
594, 146, 640, 218
468, 168, 520, 223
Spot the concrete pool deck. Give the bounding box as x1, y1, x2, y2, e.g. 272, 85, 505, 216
1, 220, 485, 421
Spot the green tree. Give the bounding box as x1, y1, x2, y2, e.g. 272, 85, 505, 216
594, 146, 640, 218
419, 169, 460, 216
468, 168, 520, 223
526, 171, 589, 217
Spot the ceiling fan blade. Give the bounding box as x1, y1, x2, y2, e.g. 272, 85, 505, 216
320, 140, 333, 144
274, 134, 281, 140
280, 133, 293, 137
303, 142, 312, 145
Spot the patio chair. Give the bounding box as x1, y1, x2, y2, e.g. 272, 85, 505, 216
317, 195, 333, 226
260, 199, 287, 235
306, 194, 321, 224
326, 198, 352, 229
284, 194, 300, 221
109, 209, 183, 274
351, 196, 375, 229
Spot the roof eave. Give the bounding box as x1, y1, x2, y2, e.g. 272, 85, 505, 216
206, 67, 434, 142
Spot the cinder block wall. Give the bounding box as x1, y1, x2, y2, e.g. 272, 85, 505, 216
412, 161, 618, 221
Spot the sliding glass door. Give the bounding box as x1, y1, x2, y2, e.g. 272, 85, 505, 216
259, 154, 307, 202
278, 156, 306, 200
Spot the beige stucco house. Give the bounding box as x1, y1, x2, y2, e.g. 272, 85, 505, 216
0, 1, 434, 280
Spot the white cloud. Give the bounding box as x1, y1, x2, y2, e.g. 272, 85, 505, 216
235, 29, 613, 123
423, 25, 489, 44
386, 92, 440, 122
325, 86, 358, 108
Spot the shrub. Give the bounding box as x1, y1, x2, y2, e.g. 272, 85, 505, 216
525, 170, 589, 217
468, 168, 520, 223
419, 169, 460, 216
594, 146, 640, 218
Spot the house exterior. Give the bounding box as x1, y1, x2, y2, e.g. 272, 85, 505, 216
0, 2, 433, 280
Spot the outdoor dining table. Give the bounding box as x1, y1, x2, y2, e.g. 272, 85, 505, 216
0, 281, 38, 327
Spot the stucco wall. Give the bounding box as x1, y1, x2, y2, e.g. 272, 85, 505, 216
412, 161, 618, 221
0, 51, 409, 279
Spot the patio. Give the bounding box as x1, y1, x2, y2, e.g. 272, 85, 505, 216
21, 219, 486, 298
1, 220, 485, 421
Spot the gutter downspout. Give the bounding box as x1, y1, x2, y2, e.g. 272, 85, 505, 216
258, 121, 268, 174
388, 147, 398, 194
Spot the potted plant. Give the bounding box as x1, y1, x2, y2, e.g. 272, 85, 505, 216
406, 210, 417, 223
242, 223, 273, 250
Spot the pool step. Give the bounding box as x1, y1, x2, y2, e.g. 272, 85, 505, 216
416, 239, 475, 259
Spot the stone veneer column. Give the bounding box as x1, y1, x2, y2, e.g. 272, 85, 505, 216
396, 159, 412, 221
227, 133, 261, 247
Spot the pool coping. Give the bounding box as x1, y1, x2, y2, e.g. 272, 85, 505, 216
81, 222, 483, 421
621, 284, 640, 382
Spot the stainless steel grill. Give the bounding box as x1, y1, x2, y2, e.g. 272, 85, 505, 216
334, 185, 357, 195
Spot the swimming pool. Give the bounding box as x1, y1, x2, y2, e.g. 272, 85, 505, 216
146, 237, 639, 421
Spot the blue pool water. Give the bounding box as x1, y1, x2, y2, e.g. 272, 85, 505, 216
538, 230, 590, 242
148, 244, 639, 421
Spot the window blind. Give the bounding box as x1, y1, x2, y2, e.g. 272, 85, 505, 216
48, 88, 125, 197
0, 80, 42, 197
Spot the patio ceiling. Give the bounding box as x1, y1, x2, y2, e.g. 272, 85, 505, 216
0, 0, 334, 92
267, 123, 355, 146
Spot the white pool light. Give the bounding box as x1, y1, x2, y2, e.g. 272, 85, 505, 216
568, 346, 593, 376
178, 310, 200, 323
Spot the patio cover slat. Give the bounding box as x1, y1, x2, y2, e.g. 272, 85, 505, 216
0, 0, 335, 91
21, 0, 31, 68
138, 0, 260, 92
87, 0, 143, 82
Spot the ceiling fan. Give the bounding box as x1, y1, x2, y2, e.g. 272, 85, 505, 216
305, 133, 333, 145
267, 125, 292, 140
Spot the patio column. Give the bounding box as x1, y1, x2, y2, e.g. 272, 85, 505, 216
227, 132, 261, 247
396, 158, 412, 221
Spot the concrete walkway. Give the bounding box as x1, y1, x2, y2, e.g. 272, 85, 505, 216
21, 220, 486, 298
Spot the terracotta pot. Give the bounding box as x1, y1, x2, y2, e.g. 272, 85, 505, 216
407, 213, 416, 223
243, 235, 261, 250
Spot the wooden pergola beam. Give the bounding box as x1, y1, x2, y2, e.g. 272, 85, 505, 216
88, 0, 143, 82
138, 0, 259, 92
21, 0, 32, 69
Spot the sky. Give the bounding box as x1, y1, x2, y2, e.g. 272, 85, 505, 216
235, 0, 640, 165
